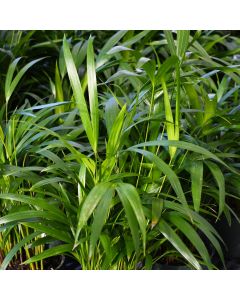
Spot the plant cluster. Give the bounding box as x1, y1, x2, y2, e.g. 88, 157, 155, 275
0, 30, 240, 270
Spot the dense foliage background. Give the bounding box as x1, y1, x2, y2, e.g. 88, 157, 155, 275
0, 30, 240, 270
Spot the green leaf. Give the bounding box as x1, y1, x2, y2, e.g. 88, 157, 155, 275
190, 160, 203, 212
151, 198, 164, 228
106, 70, 140, 83
158, 218, 201, 269
217, 75, 229, 103
3, 165, 43, 177
5, 57, 45, 103
164, 201, 225, 266
145, 255, 153, 270
104, 97, 120, 136
206, 161, 225, 217
0, 210, 68, 225
177, 30, 190, 58
96, 30, 127, 68
156, 55, 179, 81
189, 215, 225, 267
24, 102, 69, 111
5, 57, 21, 102
29, 236, 56, 249
107, 46, 132, 55
190, 36, 212, 61
184, 83, 203, 125
72, 40, 88, 69
63, 36, 94, 152
122, 30, 150, 47
0, 231, 41, 270
0, 193, 64, 215
55, 62, 64, 115
23, 244, 73, 265
101, 104, 126, 179
116, 187, 140, 254
203, 94, 217, 124
128, 148, 191, 220
129, 140, 237, 174
106, 104, 126, 157
24, 222, 72, 243
55, 62, 64, 100
100, 234, 113, 269
164, 200, 224, 242
161, 77, 176, 158
167, 212, 212, 269
30, 177, 70, 190
89, 188, 114, 258
164, 31, 176, 56
87, 37, 99, 153
142, 60, 156, 84
116, 183, 146, 253
74, 182, 114, 247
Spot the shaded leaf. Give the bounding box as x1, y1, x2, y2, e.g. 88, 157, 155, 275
158, 218, 201, 269
23, 244, 73, 265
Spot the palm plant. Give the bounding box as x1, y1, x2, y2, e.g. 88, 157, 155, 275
0, 30, 239, 270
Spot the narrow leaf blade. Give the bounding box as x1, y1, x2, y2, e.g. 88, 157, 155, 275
190, 160, 203, 212
158, 218, 201, 269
